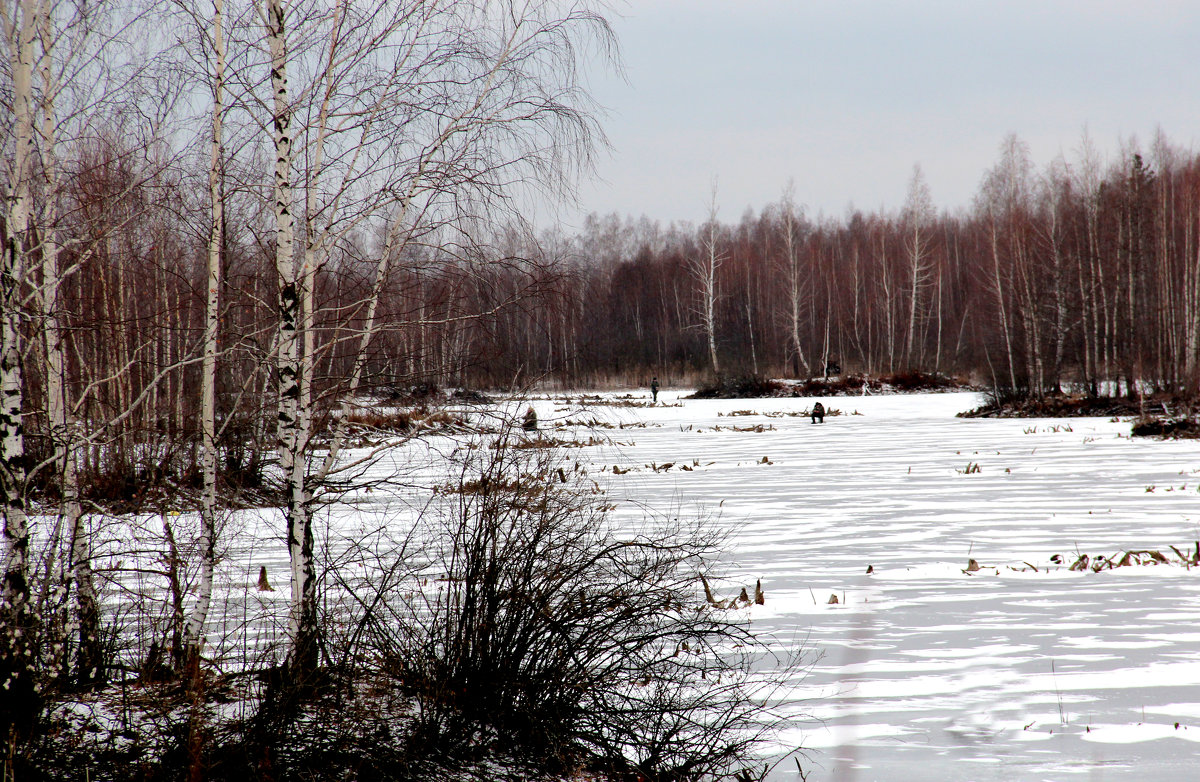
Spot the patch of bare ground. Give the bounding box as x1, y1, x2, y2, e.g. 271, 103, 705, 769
960, 394, 1146, 419
334, 408, 473, 444
378, 382, 493, 407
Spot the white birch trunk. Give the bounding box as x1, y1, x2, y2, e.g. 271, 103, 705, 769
989, 218, 1018, 391
704, 228, 720, 376
691, 186, 723, 376
904, 221, 924, 367
879, 234, 895, 371
1, 0, 37, 730
265, 0, 315, 675
316, 216, 409, 482
184, 0, 225, 668
903, 165, 933, 368
782, 197, 808, 377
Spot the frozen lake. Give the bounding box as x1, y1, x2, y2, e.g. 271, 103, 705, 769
185, 388, 1200, 780
535, 389, 1200, 781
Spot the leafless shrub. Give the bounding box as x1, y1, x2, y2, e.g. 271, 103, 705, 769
386, 441, 795, 779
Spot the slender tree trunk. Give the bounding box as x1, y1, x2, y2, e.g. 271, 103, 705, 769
184, 0, 225, 675
880, 233, 896, 372
1187, 207, 1200, 386
1, 0, 39, 753
1049, 208, 1067, 393
266, 0, 317, 679
744, 264, 757, 375
905, 222, 922, 366
703, 222, 720, 375
989, 218, 1018, 391
316, 216, 411, 482
781, 194, 808, 377
693, 188, 723, 376
934, 258, 944, 372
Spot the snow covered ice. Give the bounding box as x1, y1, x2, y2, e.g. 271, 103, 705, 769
533, 389, 1200, 781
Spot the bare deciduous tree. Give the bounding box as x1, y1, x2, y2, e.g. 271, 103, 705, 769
779, 182, 810, 377
902, 164, 934, 368
249, 0, 614, 681
182, 0, 226, 675
691, 180, 724, 375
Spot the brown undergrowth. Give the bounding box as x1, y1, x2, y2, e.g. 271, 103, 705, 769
690, 371, 970, 399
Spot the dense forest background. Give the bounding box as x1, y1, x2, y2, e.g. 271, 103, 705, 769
40, 131, 1200, 422
527, 134, 1200, 399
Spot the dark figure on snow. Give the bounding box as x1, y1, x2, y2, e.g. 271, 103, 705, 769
825, 360, 841, 377
522, 406, 538, 431
650, 377, 660, 403
811, 401, 825, 424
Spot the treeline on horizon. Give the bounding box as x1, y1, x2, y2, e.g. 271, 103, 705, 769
527, 132, 1200, 399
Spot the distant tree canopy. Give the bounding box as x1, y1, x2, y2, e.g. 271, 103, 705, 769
512, 133, 1200, 399
15, 130, 1198, 413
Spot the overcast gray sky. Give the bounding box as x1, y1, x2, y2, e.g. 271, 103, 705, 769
568, 0, 1200, 227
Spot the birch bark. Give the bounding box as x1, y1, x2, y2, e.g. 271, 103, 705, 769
780, 189, 808, 377
265, 0, 317, 676
0, 0, 38, 743
902, 165, 934, 367
184, 0, 225, 671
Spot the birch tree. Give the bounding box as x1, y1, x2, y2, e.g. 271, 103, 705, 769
901, 164, 934, 367
259, 0, 320, 678
0, 0, 38, 745
779, 184, 809, 377
32, 0, 104, 688
978, 135, 1033, 391
251, 0, 613, 681
691, 181, 723, 375
181, 0, 226, 673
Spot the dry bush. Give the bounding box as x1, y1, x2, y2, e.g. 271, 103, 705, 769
689, 375, 784, 399
343, 409, 417, 432
390, 442, 792, 779
1131, 416, 1200, 439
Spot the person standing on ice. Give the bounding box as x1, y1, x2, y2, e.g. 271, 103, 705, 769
650, 377, 660, 403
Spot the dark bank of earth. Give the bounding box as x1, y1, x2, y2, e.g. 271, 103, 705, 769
688, 371, 971, 399
1130, 416, 1200, 439
958, 394, 1147, 419
959, 392, 1200, 440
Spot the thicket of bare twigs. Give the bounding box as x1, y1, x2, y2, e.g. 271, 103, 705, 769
689, 370, 968, 400
401, 443, 788, 779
